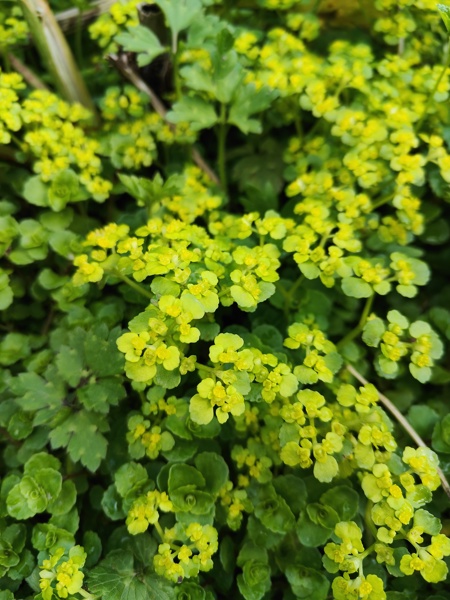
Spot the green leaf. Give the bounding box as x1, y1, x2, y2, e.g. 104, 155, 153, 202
432, 414, 450, 453
114, 462, 148, 498
151, 277, 181, 298
88, 550, 175, 600
166, 96, 218, 131
273, 475, 307, 515
407, 405, 439, 439
154, 0, 202, 39
84, 325, 124, 377
48, 169, 81, 211
341, 277, 373, 298
362, 318, 385, 347
22, 175, 48, 207
194, 452, 229, 495
306, 503, 340, 530
56, 345, 84, 387
49, 411, 108, 472
168, 464, 205, 492
31, 523, 74, 552
101, 485, 126, 521
119, 173, 183, 208
253, 487, 296, 534
24, 452, 61, 474
10, 372, 64, 413
438, 3, 450, 33
47, 480, 77, 516
0, 280, 13, 310
0, 333, 31, 366
170, 486, 215, 514
228, 85, 277, 134
296, 510, 332, 547
285, 564, 330, 600
409, 363, 431, 383
409, 321, 431, 337
320, 486, 359, 521
189, 394, 214, 425
78, 380, 126, 414
414, 509, 441, 535
116, 26, 165, 67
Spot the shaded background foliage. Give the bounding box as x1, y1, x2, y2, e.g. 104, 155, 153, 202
2, 1, 450, 600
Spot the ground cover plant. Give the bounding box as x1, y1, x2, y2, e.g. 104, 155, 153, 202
2, 0, 450, 598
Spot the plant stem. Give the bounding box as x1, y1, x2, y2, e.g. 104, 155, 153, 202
415, 42, 450, 133
284, 273, 305, 320
172, 44, 181, 100
218, 103, 228, 192
370, 192, 395, 212
195, 362, 216, 374
346, 364, 450, 500
8, 53, 49, 89
18, 0, 97, 116
337, 294, 374, 349
118, 275, 153, 300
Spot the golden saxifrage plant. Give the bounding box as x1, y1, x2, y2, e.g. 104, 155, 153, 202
2, 0, 450, 599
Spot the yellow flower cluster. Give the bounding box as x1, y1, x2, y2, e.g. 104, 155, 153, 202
39, 546, 87, 600
0, 8, 28, 49
126, 489, 173, 534
100, 86, 196, 170
0, 71, 112, 202
89, 0, 142, 49
154, 523, 218, 582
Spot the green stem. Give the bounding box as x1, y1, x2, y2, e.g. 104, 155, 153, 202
217, 103, 228, 192
195, 362, 216, 374
370, 192, 395, 212
284, 274, 305, 320
337, 293, 374, 349
364, 502, 377, 545
118, 274, 153, 300
172, 42, 181, 100
1, 48, 11, 72
415, 41, 450, 133
154, 521, 165, 540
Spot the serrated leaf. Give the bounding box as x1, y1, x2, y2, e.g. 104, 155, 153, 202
166, 96, 218, 131
49, 411, 108, 472
10, 372, 64, 413
116, 26, 165, 67
228, 85, 278, 134
88, 550, 175, 600
84, 325, 124, 377
154, 0, 202, 38
56, 345, 84, 387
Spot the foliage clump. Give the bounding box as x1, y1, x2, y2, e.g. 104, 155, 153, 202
2, 1, 450, 600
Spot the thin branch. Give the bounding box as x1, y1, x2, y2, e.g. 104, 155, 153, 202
9, 53, 49, 90
346, 364, 450, 500
107, 52, 221, 185
55, 0, 115, 32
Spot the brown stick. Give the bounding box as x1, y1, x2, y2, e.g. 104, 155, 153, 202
55, 0, 115, 32
107, 52, 220, 185
346, 364, 450, 500
9, 53, 49, 90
